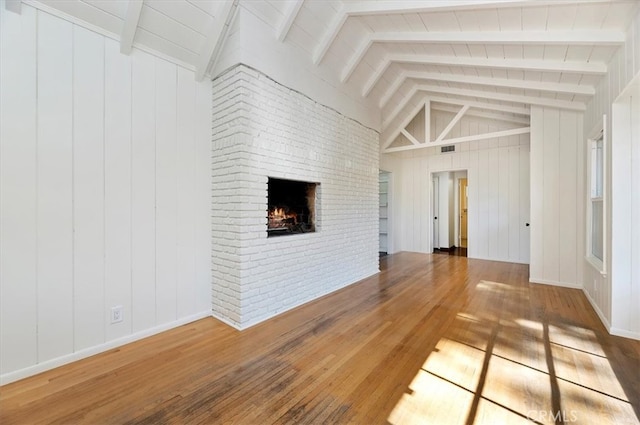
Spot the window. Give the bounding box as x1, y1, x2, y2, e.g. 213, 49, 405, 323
590, 135, 604, 260
586, 117, 606, 275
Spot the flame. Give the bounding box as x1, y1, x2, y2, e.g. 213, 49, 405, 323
268, 207, 297, 228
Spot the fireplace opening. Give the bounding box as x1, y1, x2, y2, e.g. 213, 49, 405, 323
268, 178, 317, 237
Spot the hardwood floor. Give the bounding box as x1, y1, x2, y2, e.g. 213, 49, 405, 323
1, 253, 639, 424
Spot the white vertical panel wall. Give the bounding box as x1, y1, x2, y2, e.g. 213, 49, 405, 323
380, 112, 530, 264
0, 5, 212, 383
36, 11, 75, 363
583, 8, 640, 339
73, 25, 106, 351
529, 107, 583, 289
611, 82, 640, 338
0, 3, 38, 374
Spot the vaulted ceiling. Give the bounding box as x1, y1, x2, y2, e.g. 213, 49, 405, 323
14, 0, 639, 150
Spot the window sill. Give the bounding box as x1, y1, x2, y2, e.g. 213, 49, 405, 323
585, 255, 607, 278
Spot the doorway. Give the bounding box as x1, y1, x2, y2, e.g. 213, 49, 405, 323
431, 170, 468, 257
459, 178, 468, 248
432, 176, 439, 250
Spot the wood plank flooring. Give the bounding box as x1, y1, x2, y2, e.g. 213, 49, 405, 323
1, 253, 639, 424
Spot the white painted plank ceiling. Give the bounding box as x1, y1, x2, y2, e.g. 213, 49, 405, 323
13, 0, 639, 141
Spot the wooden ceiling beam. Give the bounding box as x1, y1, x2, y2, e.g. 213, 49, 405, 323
435, 105, 470, 143
381, 93, 530, 150
400, 129, 422, 146
195, 0, 238, 81
342, 0, 606, 16
312, 3, 348, 65
383, 127, 531, 154
391, 54, 607, 74
377, 54, 607, 107
362, 56, 392, 97
313, 0, 600, 65
120, 0, 143, 55
383, 84, 581, 129
382, 101, 428, 149
385, 70, 594, 101
426, 96, 530, 116
370, 68, 594, 101
431, 104, 530, 125
344, 30, 621, 83
373, 30, 624, 46
276, 0, 304, 42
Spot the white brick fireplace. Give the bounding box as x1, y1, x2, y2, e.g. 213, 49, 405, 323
211, 64, 380, 329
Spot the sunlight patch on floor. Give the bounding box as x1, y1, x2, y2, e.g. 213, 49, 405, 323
387, 280, 639, 425
388, 369, 474, 425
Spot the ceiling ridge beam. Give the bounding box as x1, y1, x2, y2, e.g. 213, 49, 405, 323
120, 0, 144, 54
383, 84, 581, 129
195, 0, 238, 81
276, 0, 305, 42
435, 105, 470, 143
384, 127, 531, 154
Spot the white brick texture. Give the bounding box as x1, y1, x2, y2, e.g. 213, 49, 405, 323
211, 64, 380, 328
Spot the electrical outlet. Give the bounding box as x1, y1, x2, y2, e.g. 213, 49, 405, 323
111, 305, 123, 324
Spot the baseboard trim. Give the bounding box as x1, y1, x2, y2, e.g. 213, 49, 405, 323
468, 255, 529, 265
236, 269, 380, 331
210, 312, 242, 330
529, 277, 582, 289
582, 288, 612, 331
609, 327, 640, 341
0, 310, 212, 386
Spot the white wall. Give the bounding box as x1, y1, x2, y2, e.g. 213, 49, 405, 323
611, 79, 640, 338
0, 5, 212, 383
212, 5, 381, 131
211, 65, 379, 329
529, 107, 584, 289
583, 9, 640, 339
381, 112, 530, 264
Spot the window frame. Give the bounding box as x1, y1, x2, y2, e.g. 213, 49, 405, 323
586, 116, 607, 276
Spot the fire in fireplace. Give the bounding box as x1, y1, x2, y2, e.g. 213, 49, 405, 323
267, 178, 317, 237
